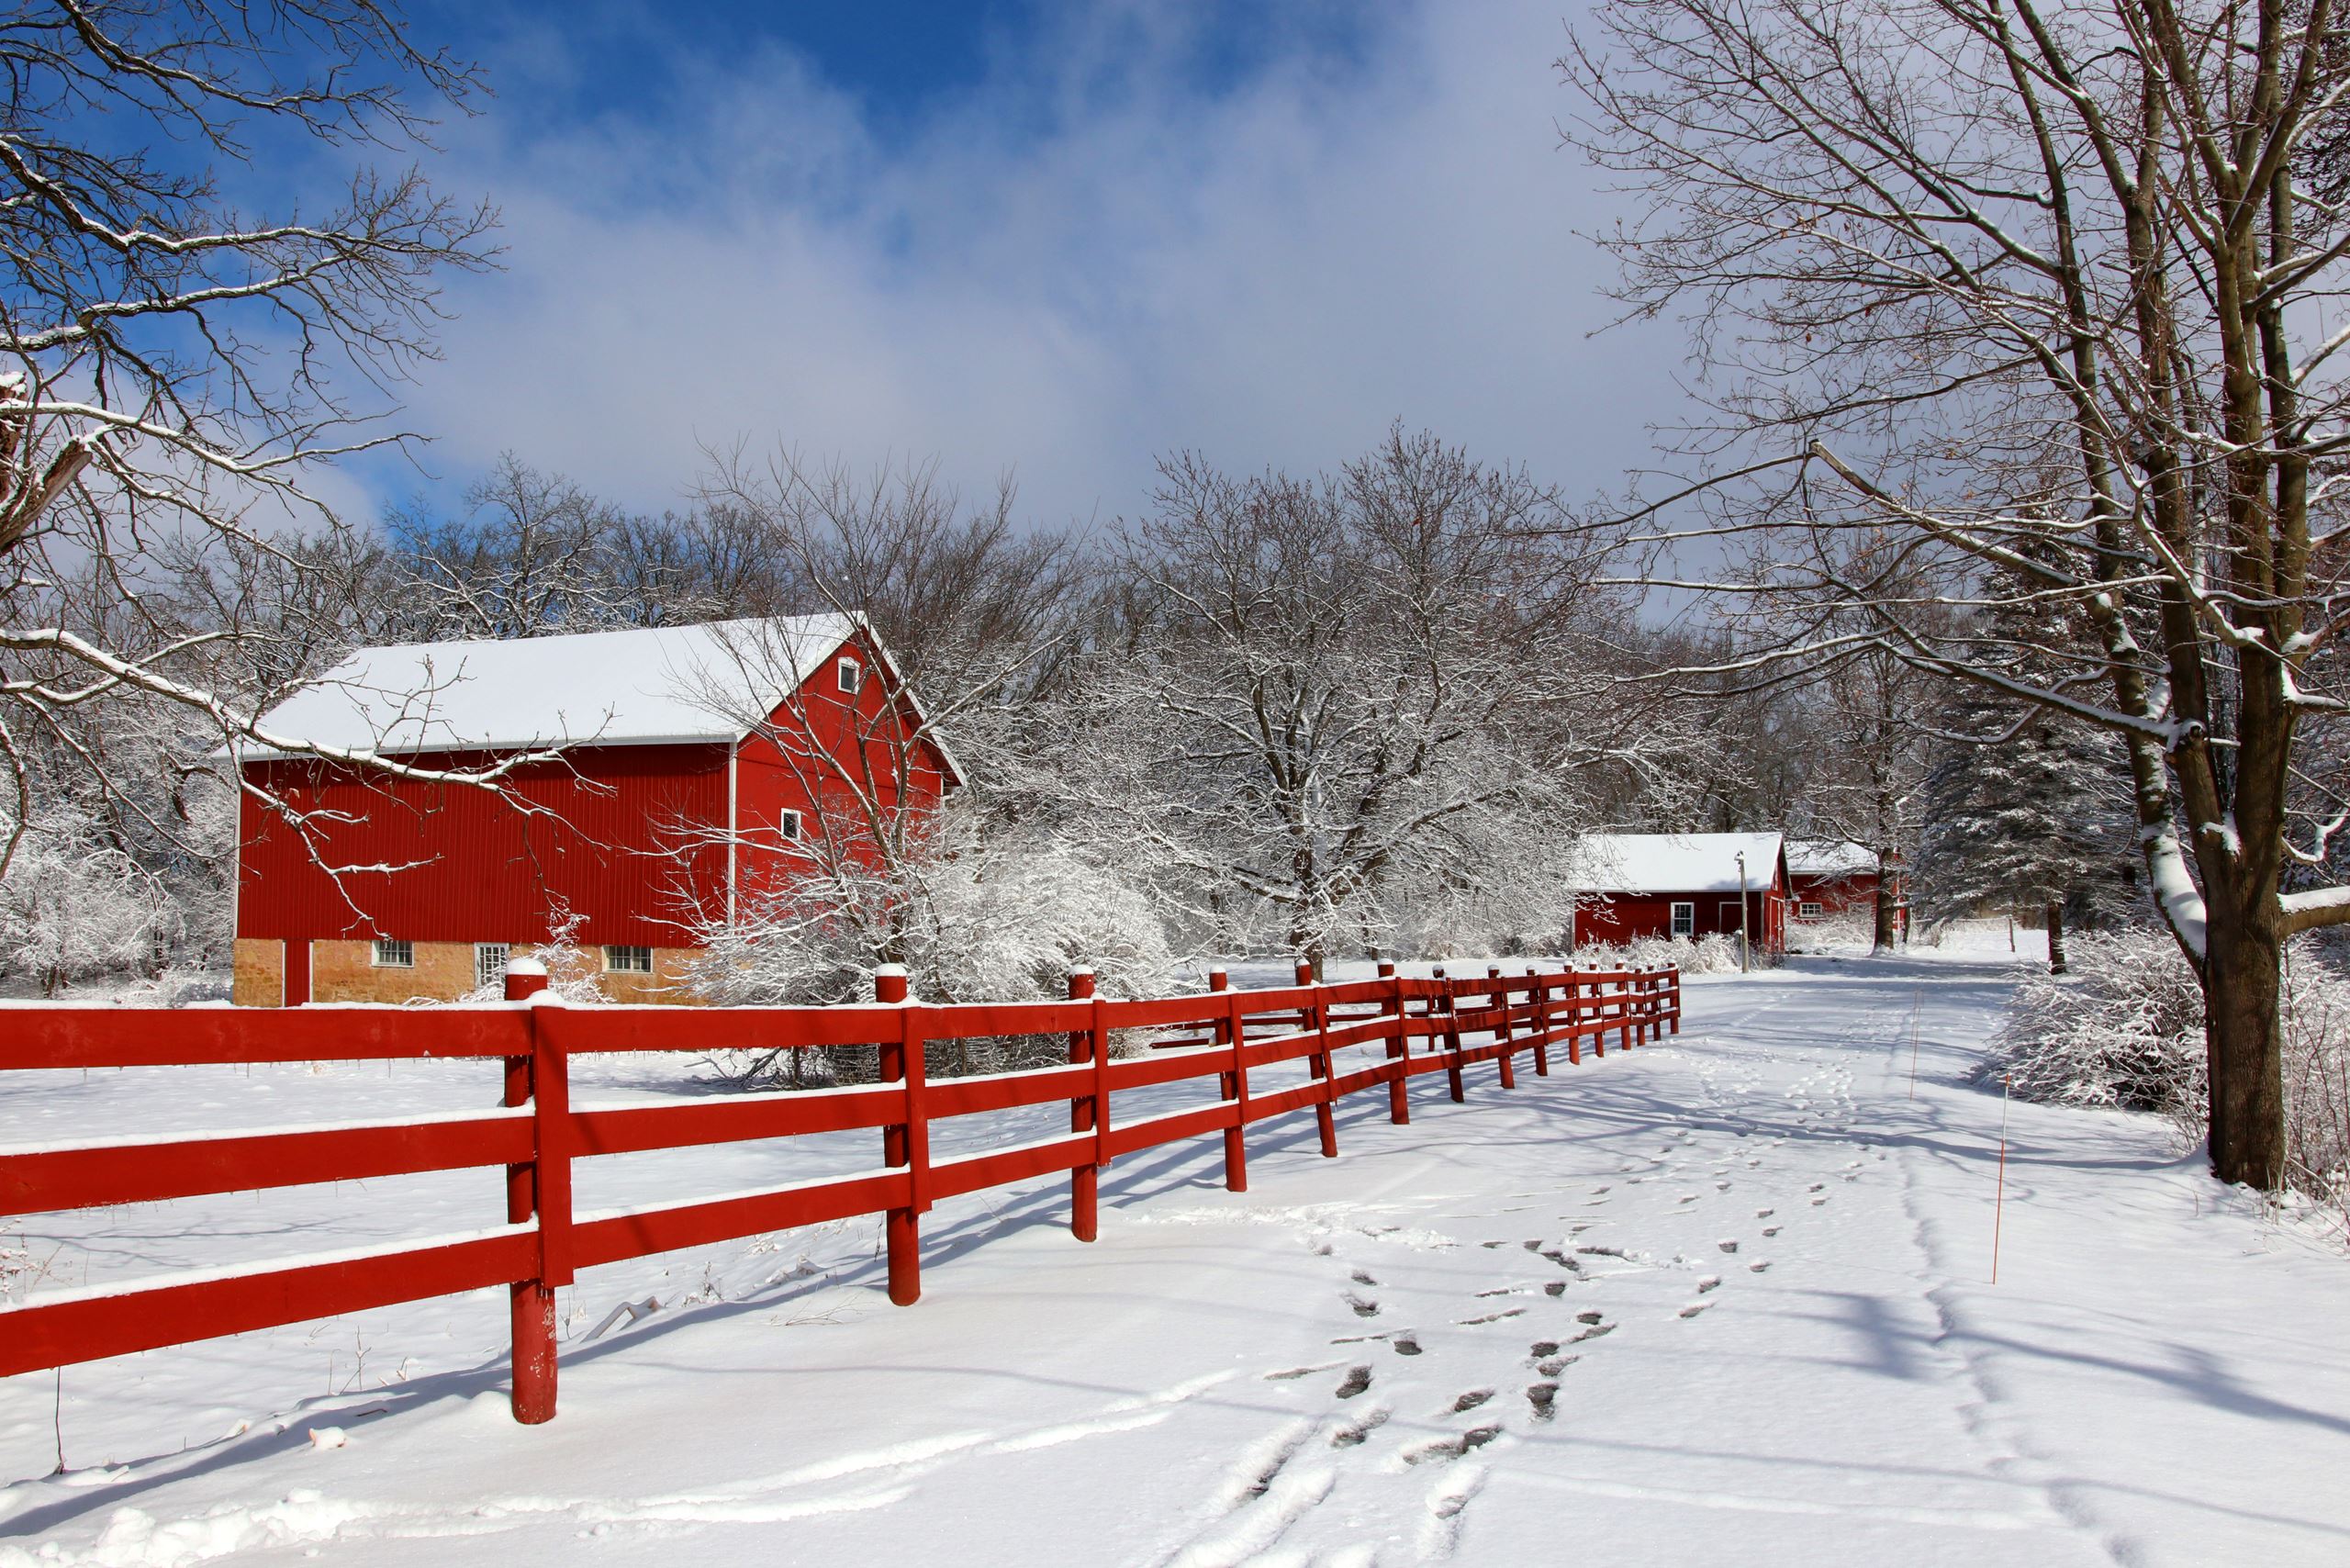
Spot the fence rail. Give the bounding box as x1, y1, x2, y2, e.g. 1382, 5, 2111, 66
0, 958, 1680, 1424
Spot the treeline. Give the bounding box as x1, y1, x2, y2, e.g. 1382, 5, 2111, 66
0, 430, 2153, 997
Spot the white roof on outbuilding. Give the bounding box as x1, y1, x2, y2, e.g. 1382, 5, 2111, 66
1787, 839, 1879, 877
1577, 833, 1786, 894
245, 614, 862, 757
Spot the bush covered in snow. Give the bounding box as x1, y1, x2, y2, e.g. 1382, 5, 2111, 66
1984, 929, 2350, 1212
1573, 933, 1743, 977
688, 818, 1183, 1086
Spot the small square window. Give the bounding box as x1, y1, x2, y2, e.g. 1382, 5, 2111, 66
604, 945, 653, 974
778, 808, 803, 842
373, 938, 414, 969
836, 655, 862, 694
476, 943, 510, 989
1669, 902, 1695, 938
1798, 902, 1823, 919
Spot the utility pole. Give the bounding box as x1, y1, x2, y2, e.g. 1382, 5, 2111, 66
1735, 849, 1751, 974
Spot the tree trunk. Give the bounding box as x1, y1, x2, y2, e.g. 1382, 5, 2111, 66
2044, 899, 2066, 975
2204, 912, 2288, 1189
1872, 873, 1897, 954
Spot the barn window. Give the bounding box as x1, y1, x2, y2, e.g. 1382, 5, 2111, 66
476, 943, 510, 990
604, 945, 654, 974
1798, 901, 1823, 919
1670, 902, 1695, 937
373, 938, 414, 969
836, 655, 862, 694
778, 808, 803, 842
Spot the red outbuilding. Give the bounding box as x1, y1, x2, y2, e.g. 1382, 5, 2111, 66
1571, 833, 1790, 957
231, 614, 955, 1006
1786, 839, 1906, 938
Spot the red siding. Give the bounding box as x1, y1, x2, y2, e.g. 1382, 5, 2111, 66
238, 629, 957, 965
1791, 869, 1879, 916
731, 633, 953, 905
1574, 856, 1791, 954
239, 743, 730, 949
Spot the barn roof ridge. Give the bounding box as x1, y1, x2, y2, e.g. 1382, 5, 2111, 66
240, 612, 887, 758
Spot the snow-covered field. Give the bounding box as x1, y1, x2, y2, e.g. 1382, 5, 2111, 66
4, 944, 2347, 1566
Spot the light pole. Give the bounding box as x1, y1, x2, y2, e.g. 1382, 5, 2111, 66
1735, 849, 1751, 974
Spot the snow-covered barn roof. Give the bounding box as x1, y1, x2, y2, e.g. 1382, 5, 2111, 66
1577, 833, 1786, 894
243, 614, 871, 758
1787, 840, 1879, 877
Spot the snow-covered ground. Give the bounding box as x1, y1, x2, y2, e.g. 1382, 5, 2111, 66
4, 944, 2347, 1566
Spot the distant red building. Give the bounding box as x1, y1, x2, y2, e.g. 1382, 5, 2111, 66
1571, 833, 1790, 956
232, 615, 955, 1006
1787, 840, 1905, 936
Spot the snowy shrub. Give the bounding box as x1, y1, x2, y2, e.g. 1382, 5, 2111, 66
1575, 933, 1741, 977
1981, 930, 2206, 1122
1985, 929, 2350, 1215
688, 820, 1182, 1086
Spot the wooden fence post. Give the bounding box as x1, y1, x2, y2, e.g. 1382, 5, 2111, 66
1488, 964, 1517, 1091
1434, 967, 1467, 1103
1376, 959, 1408, 1124
1528, 967, 1551, 1077
1067, 968, 1100, 1241
1212, 969, 1249, 1191
1567, 968, 1585, 1065
1668, 967, 1683, 1034
1297, 958, 1338, 1158
875, 966, 924, 1305
503, 960, 565, 1425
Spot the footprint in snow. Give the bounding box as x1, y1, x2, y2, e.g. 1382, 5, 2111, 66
1526, 1383, 1559, 1421
1352, 1270, 1379, 1286
1404, 1427, 1500, 1465
1337, 1365, 1373, 1399
1455, 1308, 1526, 1326
1749, 1261, 1772, 1273
1451, 1389, 1494, 1414
1544, 1281, 1568, 1298
1678, 1303, 1711, 1319
1762, 1226, 1782, 1238
1695, 1276, 1721, 1294
1807, 1182, 1827, 1193
1392, 1334, 1424, 1356
1575, 1311, 1604, 1326
1331, 1408, 1388, 1448
1529, 1339, 1561, 1358
1718, 1239, 1740, 1254
1347, 1294, 1381, 1318
1756, 1208, 1774, 1218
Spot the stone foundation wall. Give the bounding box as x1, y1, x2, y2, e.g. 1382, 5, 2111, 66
232, 938, 709, 1006
311, 939, 481, 1005
231, 938, 284, 1008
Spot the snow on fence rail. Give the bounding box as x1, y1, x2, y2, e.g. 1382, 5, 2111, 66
0, 958, 1679, 1424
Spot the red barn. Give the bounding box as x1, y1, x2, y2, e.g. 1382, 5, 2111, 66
231, 615, 955, 1006
1570, 833, 1790, 957
1788, 840, 1882, 919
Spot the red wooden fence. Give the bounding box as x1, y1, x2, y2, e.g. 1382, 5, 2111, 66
0, 958, 1680, 1424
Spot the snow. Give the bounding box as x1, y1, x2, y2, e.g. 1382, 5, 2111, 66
241, 615, 856, 757
1785, 838, 1877, 878
1578, 832, 1785, 893
4, 954, 2347, 1565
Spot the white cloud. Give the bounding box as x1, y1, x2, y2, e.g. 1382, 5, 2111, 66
391, 0, 1680, 526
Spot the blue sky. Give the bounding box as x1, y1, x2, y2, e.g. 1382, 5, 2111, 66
336, 0, 1673, 530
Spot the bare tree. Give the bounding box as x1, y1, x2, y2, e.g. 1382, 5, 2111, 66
1564, 0, 2350, 1185
0, 1, 527, 881
1066, 429, 1667, 971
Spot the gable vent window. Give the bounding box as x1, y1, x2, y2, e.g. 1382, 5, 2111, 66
778, 808, 804, 842
836, 655, 862, 694
373, 938, 414, 969
604, 945, 654, 975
